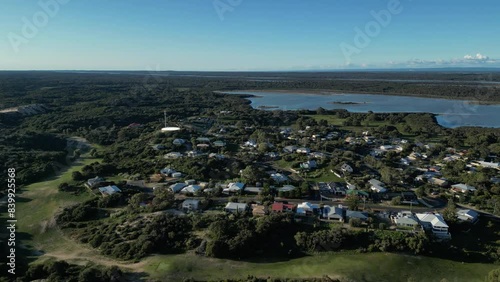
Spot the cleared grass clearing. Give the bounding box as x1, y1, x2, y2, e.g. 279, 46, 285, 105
305, 168, 345, 183
142, 252, 496, 282
16, 156, 101, 236
306, 114, 418, 136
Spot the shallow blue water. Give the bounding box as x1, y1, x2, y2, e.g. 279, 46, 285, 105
226, 91, 500, 128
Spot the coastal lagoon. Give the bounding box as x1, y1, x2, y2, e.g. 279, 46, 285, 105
226, 91, 500, 128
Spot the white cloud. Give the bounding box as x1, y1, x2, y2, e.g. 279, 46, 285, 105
385, 53, 498, 68
464, 53, 489, 61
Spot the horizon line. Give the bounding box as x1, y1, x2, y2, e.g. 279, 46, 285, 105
1, 66, 500, 73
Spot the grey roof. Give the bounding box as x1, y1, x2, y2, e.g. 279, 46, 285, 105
346, 210, 368, 220
98, 185, 121, 195
323, 206, 345, 219
451, 183, 476, 191
225, 202, 248, 211
170, 183, 187, 192
182, 199, 200, 207
395, 217, 419, 226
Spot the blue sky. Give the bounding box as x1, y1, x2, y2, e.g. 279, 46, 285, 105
1, 0, 499, 70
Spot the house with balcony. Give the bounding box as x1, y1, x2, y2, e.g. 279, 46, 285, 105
415, 213, 451, 239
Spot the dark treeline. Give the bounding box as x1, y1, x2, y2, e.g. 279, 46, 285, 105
55, 199, 436, 262
18, 259, 123, 282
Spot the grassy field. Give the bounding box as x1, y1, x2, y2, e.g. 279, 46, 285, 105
306, 114, 446, 143
0, 153, 103, 266
16, 156, 101, 236
306, 114, 395, 133
142, 252, 497, 282
305, 168, 345, 183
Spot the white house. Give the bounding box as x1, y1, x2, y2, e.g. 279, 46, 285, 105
98, 185, 121, 196
225, 202, 248, 213
271, 173, 289, 183
181, 185, 202, 194
223, 182, 245, 193
171, 172, 183, 178
392, 211, 420, 228
296, 202, 319, 215
296, 147, 311, 154
369, 179, 387, 193
86, 176, 105, 188
244, 140, 257, 148
451, 183, 476, 193
277, 185, 296, 192
182, 199, 200, 211
186, 150, 201, 158
473, 161, 500, 170
456, 209, 479, 223
169, 183, 187, 193
341, 163, 354, 173
415, 213, 450, 239
322, 205, 345, 221
164, 152, 183, 159
160, 168, 176, 176
283, 145, 298, 153
300, 160, 317, 170
380, 145, 394, 151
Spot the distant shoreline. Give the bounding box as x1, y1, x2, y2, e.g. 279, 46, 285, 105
219, 89, 500, 105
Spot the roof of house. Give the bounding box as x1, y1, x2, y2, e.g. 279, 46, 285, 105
346, 210, 368, 220
165, 152, 183, 158
451, 183, 476, 192
323, 206, 345, 219
395, 217, 419, 225
98, 185, 121, 195
271, 202, 296, 211
225, 202, 248, 210
457, 209, 479, 219
182, 199, 200, 206
170, 183, 187, 192
252, 204, 266, 214
369, 179, 384, 187
271, 173, 289, 182
160, 168, 176, 175
181, 185, 202, 194
277, 185, 296, 192
87, 176, 105, 186
300, 160, 317, 169
224, 182, 245, 192
297, 202, 319, 210
416, 213, 448, 228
